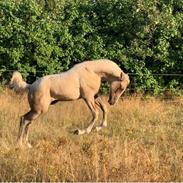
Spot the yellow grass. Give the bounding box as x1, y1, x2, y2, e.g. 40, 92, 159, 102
0, 90, 183, 181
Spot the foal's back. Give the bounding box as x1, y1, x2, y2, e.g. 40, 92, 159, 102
29, 59, 122, 101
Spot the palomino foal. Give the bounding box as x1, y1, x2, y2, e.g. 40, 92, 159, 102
9, 59, 130, 148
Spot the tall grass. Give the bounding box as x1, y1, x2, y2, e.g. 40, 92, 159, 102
0, 90, 183, 181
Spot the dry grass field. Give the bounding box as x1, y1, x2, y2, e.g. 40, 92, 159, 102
0, 90, 183, 181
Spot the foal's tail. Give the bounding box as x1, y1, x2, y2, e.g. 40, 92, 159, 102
9, 71, 30, 92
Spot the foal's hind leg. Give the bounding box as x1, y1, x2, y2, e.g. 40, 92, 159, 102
95, 97, 108, 131
23, 123, 32, 148
76, 97, 99, 135
17, 110, 40, 148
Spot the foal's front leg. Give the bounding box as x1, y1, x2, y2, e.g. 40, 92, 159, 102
95, 97, 108, 131
75, 97, 99, 135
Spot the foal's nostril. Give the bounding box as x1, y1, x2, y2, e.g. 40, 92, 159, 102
108, 100, 115, 105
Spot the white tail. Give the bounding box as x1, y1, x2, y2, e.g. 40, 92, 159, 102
9, 71, 29, 92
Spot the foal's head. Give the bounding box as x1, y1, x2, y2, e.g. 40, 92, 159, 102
108, 71, 130, 105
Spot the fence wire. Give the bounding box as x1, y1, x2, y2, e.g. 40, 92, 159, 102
0, 69, 183, 75
0, 69, 183, 92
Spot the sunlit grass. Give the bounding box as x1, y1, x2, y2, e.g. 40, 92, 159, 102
0, 90, 183, 181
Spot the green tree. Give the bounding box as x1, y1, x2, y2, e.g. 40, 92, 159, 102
0, 0, 182, 94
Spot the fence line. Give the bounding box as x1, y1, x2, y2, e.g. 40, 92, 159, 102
0, 69, 183, 77
1, 69, 183, 91
128, 73, 183, 77
126, 88, 183, 91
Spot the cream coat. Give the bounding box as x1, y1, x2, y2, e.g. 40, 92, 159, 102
10, 59, 130, 148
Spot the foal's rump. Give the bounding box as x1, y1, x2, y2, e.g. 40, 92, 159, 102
28, 80, 51, 113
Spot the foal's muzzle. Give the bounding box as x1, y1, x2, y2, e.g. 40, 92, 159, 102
108, 98, 116, 105
108, 93, 115, 105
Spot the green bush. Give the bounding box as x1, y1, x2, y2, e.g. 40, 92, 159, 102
0, 0, 182, 94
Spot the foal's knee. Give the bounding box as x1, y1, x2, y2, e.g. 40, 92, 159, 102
23, 110, 41, 121
20, 116, 31, 128
92, 109, 99, 121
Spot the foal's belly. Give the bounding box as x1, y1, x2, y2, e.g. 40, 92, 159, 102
50, 86, 80, 101
49, 74, 80, 101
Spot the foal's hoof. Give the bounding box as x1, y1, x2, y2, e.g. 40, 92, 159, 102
15, 144, 23, 150
27, 143, 33, 149
96, 126, 102, 132
74, 129, 80, 135
15, 142, 33, 150
74, 129, 86, 135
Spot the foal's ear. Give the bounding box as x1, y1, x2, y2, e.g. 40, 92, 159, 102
120, 71, 125, 81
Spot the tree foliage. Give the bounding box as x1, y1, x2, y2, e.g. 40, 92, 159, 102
0, 0, 182, 93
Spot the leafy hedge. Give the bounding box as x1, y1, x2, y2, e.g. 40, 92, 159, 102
0, 0, 183, 94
